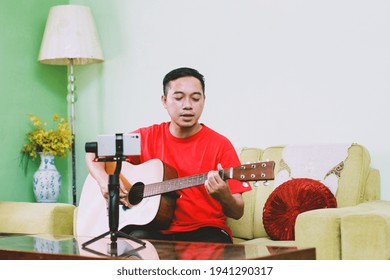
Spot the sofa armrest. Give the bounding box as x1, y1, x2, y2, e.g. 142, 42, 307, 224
340, 200, 390, 260
295, 200, 390, 260
295, 207, 359, 260
0, 201, 75, 235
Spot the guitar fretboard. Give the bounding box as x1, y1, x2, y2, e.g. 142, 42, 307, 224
143, 170, 228, 197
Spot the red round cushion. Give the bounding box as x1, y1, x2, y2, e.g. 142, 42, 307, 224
263, 178, 337, 240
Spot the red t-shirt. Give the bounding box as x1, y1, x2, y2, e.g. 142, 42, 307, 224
129, 122, 251, 238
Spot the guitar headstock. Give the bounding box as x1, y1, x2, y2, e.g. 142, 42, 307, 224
227, 161, 275, 182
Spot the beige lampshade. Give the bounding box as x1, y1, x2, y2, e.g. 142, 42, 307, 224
38, 5, 104, 65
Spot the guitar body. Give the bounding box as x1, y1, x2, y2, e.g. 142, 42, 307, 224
76, 158, 275, 237
76, 159, 178, 237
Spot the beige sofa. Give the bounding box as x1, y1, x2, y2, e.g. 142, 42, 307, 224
1, 144, 389, 260
227, 143, 390, 260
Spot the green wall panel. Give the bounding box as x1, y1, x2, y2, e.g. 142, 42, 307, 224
0, 0, 71, 203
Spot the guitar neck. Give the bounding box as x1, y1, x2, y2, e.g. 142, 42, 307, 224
138, 160, 275, 199
143, 169, 229, 198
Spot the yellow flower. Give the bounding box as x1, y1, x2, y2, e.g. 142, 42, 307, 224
21, 114, 73, 159
30, 115, 42, 126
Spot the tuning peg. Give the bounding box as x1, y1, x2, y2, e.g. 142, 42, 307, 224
263, 181, 269, 186
254, 181, 260, 187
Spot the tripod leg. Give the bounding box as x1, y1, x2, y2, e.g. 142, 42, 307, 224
82, 230, 110, 248
115, 230, 146, 246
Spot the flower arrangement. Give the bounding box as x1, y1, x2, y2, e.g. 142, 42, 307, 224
21, 113, 73, 159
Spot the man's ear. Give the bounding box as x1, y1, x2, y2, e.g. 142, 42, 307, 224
161, 95, 167, 108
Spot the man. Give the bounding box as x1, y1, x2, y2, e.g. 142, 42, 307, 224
86, 67, 251, 243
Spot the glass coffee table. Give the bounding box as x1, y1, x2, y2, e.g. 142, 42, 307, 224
0, 234, 315, 260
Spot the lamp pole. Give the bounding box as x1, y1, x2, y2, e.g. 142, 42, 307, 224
67, 58, 77, 205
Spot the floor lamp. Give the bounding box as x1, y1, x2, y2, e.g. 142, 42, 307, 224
38, 5, 104, 205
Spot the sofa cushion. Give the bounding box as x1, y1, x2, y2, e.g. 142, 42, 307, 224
263, 178, 337, 240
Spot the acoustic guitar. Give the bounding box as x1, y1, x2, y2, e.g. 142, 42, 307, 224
76, 159, 275, 237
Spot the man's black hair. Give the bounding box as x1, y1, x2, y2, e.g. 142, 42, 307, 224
163, 67, 205, 96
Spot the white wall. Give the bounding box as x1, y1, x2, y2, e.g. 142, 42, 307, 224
72, 0, 390, 201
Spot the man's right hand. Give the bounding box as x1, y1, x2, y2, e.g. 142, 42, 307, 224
86, 152, 131, 207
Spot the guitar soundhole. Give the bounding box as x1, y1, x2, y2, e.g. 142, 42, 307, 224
128, 182, 145, 205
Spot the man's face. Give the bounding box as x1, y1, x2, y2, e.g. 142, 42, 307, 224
162, 76, 205, 132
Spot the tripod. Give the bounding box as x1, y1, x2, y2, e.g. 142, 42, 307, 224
81, 157, 146, 256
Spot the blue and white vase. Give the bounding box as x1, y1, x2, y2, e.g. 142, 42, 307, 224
33, 152, 61, 203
